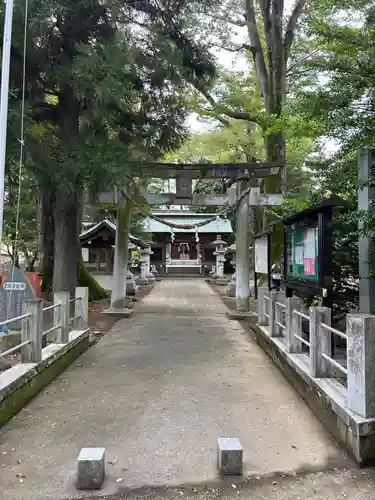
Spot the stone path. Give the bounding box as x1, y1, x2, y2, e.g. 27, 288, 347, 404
0, 280, 352, 500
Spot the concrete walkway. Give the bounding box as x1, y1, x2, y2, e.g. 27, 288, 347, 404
0, 280, 352, 500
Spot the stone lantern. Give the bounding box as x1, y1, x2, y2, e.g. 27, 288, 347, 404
225, 242, 237, 297
212, 235, 228, 285
126, 242, 138, 295
225, 242, 254, 298
138, 246, 155, 284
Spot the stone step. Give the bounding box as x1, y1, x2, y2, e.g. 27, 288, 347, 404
161, 274, 203, 279
166, 267, 201, 275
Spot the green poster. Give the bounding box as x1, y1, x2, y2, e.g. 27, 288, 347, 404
288, 224, 319, 280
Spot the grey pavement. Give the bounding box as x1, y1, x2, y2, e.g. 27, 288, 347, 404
63, 469, 375, 500
0, 280, 354, 500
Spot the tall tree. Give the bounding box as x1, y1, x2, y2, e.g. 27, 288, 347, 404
185, 0, 312, 191
5, 0, 218, 296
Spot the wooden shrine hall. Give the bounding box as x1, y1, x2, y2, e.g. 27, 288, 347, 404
144, 210, 232, 274
79, 211, 233, 275
80, 220, 148, 274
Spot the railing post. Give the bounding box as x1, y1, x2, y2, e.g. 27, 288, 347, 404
21, 298, 43, 363
310, 306, 331, 377
54, 291, 70, 343
286, 297, 301, 353
347, 314, 375, 418
257, 286, 268, 326
269, 290, 283, 337
75, 287, 89, 329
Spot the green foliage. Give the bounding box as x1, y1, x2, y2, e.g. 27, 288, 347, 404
1, 0, 219, 292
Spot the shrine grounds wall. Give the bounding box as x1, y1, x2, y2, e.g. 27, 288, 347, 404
0, 330, 89, 428
250, 324, 375, 467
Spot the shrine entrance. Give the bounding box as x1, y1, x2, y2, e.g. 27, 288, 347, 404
172, 242, 195, 261
100, 161, 284, 313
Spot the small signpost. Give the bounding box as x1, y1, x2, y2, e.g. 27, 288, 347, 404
254, 232, 271, 299
0, 265, 36, 331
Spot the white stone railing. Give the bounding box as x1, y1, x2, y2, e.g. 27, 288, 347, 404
257, 286, 375, 419
0, 287, 88, 366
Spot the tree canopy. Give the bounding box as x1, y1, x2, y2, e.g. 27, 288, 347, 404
1, 0, 372, 316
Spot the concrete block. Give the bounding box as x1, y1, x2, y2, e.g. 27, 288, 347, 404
216, 278, 229, 286
137, 278, 149, 285
217, 438, 243, 475
226, 311, 257, 322
126, 279, 137, 296
225, 280, 236, 297
101, 308, 134, 318
77, 447, 105, 490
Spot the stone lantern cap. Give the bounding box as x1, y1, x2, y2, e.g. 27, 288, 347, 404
212, 235, 228, 247
140, 246, 153, 255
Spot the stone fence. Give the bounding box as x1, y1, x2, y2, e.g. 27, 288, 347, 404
0, 287, 88, 365
0, 287, 90, 428
255, 286, 375, 465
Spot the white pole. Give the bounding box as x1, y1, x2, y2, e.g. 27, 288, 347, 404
0, 0, 15, 244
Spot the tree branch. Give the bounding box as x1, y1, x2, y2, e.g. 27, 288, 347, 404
194, 85, 264, 127
284, 0, 308, 63
210, 41, 253, 54
216, 15, 246, 27
245, 0, 269, 102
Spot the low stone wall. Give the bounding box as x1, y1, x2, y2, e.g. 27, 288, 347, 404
0, 330, 90, 428
250, 324, 375, 467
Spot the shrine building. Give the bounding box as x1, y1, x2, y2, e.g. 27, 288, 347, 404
80, 210, 233, 275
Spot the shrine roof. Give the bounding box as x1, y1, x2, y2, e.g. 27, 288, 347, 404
142, 212, 233, 234
80, 219, 148, 248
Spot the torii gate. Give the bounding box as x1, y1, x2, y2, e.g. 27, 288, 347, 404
99, 161, 284, 314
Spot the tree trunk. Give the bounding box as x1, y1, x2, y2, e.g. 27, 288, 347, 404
53, 190, 79, 294
110, 193, 132, 309
52, 88, 81, 295
38, 185, 55, 294
75, 198, 107, 301
77, 252, 108, 301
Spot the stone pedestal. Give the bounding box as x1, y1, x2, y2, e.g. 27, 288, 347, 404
126, 270, 138, 296
217, 438, 243, 476
101, 308, 133, 318
226, 272, 236, 297
77, 447, 105, 490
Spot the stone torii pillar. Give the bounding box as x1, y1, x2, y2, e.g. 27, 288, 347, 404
235, 181, 250, 312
